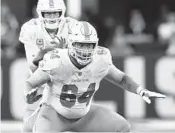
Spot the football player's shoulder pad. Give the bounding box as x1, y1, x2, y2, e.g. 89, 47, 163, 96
65, 17, 78, 29
19, 18, 39, 44
96, 46, 110, 56
96, 46, 112, 64
21, 18, 39, 30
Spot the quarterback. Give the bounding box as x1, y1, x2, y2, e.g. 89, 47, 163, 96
25, 21, 166, 132
19, 0, 78, 132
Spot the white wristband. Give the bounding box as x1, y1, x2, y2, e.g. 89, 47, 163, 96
136, 86, 144, 95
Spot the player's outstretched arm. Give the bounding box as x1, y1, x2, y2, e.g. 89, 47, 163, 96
25, 69, 51, 104
105, 64, 166, 104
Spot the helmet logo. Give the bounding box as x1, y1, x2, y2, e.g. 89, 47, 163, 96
49, 0, 54, 8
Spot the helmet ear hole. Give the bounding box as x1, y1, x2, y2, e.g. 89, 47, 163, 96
41, 12, 45, 18
58, 11, 62, 17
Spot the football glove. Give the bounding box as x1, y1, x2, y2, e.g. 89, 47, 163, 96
25, 89, 43, 104
137, 87, 166, 104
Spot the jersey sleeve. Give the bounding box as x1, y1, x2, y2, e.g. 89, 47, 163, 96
38, 50, 61, 82
106, 48, 113, 66
19, 22, 35, 45
94, 47, 113, 79
20, 25, 39, 67
102, 48, 113, 75
97, 46, 113, 66
38, 50, 60, 75
19, 20, 40, 67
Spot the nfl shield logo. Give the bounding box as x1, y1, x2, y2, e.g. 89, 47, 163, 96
78, 72, 82, 76
36, 39, 44, 49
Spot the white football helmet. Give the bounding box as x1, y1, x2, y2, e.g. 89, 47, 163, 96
36, 0, 66, 29
68, 21, 99, 65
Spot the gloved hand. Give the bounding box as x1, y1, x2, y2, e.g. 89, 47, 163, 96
25, 89, 43, 104
137, 87, 166, 104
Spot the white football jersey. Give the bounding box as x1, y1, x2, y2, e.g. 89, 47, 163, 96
39, 46, 113, 119
19, 17, 78, 66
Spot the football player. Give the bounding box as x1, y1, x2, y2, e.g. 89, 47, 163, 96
25, 21, 166, 132
19, 0, 78, 132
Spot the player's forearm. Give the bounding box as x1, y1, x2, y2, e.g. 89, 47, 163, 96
24, 81, 36, 95
25, 69, 50, 94
105, 64, 142, 94
119, 74, 140, 94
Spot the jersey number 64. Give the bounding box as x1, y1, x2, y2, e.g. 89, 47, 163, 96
60, 83, 96, 108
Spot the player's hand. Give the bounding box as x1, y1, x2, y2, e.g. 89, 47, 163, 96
25, 89, 42, 104
138, 89, 166, 104
54, 36, 67, 48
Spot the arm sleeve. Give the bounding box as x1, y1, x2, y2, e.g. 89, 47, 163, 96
38, 51, 60, 81
19, 23, 32, 44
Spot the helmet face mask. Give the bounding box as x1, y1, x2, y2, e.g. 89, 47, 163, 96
71, 42, 96, 65
41, 11, 62, 19
37, 0, 66, 29
68, 22, 99, 66
41, 11, 62, 29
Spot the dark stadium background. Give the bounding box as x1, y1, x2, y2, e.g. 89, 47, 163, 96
1, 0, 175, 132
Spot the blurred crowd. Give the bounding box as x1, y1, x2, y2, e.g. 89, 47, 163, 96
82, 5, 175, 57
1, 2, 175, 59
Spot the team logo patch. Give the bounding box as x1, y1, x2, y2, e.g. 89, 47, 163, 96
36, 39, 44, 49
